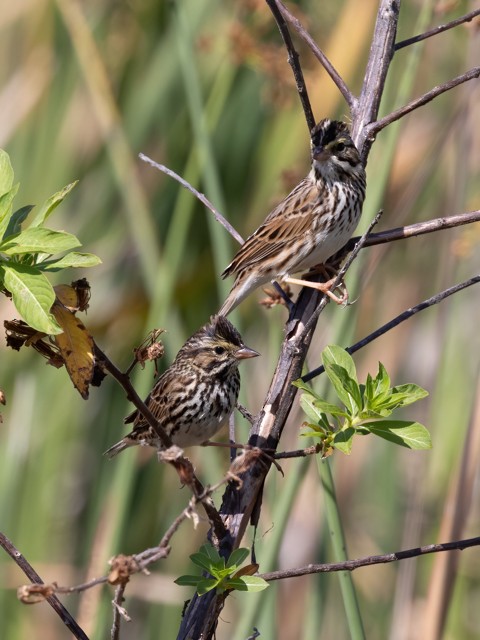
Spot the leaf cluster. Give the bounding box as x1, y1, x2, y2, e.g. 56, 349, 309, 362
294, 345, 431, 455
175, 544, 269, 596
0, 149, 101, 335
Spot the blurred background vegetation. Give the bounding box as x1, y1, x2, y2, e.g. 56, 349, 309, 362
0, 0, 479, 638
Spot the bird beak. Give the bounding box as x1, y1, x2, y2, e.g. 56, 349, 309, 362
235, 346, 260, 360
312, 145, 330, 162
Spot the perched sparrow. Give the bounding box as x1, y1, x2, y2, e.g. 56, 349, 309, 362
219, 119, 366, 316
104, 316, 258, 458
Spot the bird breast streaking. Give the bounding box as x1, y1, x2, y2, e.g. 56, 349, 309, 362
104, 315, 259, 458
219, 119, 366, 316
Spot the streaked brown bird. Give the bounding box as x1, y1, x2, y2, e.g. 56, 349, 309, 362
104, 315, 258, 458
219, 119, 366, 316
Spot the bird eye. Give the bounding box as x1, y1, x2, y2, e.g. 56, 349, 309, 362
214, 346, 226, 355
335, 142, 345, 152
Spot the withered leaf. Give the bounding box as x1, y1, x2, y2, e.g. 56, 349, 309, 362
17, 583, 57, 605
51, 302, 94, 399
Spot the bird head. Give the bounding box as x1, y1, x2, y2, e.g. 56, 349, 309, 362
310, 119, 363, 178
177, 315, 259, 372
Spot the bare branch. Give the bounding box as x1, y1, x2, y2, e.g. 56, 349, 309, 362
111, 583, 130, 640
368, 67, 480, 136
345, 210, 480, 252
138, 153, 244, 245
354, 0, 400, 155
395, 9, 480, 51
0, 532, 88, 640
259, 536, 480, 582
302, 275, 480, 383
265, 0, 315, 131
272, 0, 355, 112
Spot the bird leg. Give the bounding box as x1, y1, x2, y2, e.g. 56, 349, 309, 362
284, 268, 348, 305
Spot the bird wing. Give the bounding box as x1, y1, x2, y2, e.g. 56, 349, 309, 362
222, 181, 318, 276
124, 368, 181, 430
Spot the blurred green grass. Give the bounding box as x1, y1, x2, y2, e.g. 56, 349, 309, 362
1, 1, 479, 639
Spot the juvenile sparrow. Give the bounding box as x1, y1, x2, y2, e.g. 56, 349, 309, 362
104, 315, 258, 458
219, 119, 366, 316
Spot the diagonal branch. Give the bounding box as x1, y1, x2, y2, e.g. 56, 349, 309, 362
368, 66, 480, 136
271, 0, 355, 112
302, 275, 480, 382
259, 536, 480, 581
139, 153, 244, 245
0, 532, 89, 640
265, 0, 315, 131
395, 8, 480, 51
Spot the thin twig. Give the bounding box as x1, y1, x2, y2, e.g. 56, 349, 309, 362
0, 533, 89, 640
302, 275, 480, 382
272, 0, 355, 111
265, 0, 315, 131
368, 67, 480, 136
111, 583, 129, 640
395, 8, 480, 50
273, 444, 322, 459
138, 153, 244, 245
259, 536, 480, 582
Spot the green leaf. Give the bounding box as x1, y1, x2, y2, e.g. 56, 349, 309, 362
0, 149, 14, 196
292, 378, 323, 400
299, 394, 327, 425
322, 346, 360, 412
373, 362, 391, 399
364, 374, 375, 407
226, 547, 250, 570
300, 429, 326, 439
174, 575, 202, 587
365, 420, 432, 450
323, 362, 357, 412
313, 397, 350, 419
40, 252, 102, 271
29, 181, 78, 227
332, 427, 355, 454
199, 543, 223, 565
391, 383, 429, 405
322, 345, 358, 380
196, 578, 218, 595
226, 576, 269, 592
189, 552, 217, 574
0, 228, 81, 256
0, 184, 20, 239
330, 364, 363, 412
3, 205, 34, 239
1, 262, 62, 334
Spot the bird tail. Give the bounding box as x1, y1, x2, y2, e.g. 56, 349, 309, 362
104, 438, 130, 459
218, 295, 236, 317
